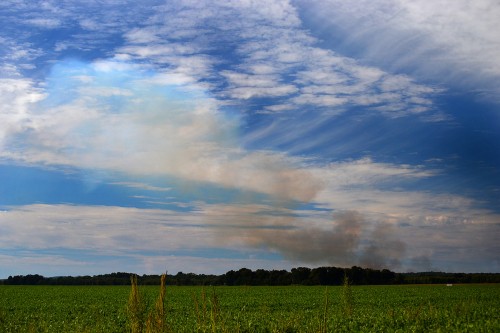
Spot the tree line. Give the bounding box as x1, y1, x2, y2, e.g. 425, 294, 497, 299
1, 266, 499, 286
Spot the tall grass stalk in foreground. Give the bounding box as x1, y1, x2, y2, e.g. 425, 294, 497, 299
341, 274, 354, 317
318, 286, 329, 333
192, 287, 227, 333
146, 274, 167, 333
127, 274, 168, 333
192, 288, 209, 331
127, 275, 146, 333
209, 287, 224, 333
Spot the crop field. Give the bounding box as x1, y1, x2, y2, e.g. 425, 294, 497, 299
0, 283, 499, 332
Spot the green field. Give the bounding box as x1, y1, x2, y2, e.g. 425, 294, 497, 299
0, 284, 499, 332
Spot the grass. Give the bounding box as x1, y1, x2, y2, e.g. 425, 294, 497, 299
340, 274, 354, 317
127, 274, 167, 333
318, 287, 329, 333
127, 275, 145, 333
0, 282, 498, 332
146, 274, 167, 333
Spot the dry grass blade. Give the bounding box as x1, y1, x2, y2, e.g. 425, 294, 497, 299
319, 286, 329, 333
128, 274, 168, 333
127, 274, 146, 333
341, 274, 354, 317
146, 274, 167, 333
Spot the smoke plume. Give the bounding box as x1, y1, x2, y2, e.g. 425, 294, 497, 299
236, 210, 406, 270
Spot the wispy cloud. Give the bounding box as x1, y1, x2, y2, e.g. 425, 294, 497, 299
297, 0, 500, 101
111, 182, 172, 192
23, 18, 61, 29
116, 0, 440, 119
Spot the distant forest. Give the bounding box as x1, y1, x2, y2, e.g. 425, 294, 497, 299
2, 266, 499, 286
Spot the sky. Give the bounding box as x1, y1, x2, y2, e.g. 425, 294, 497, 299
0, 0, 499, 278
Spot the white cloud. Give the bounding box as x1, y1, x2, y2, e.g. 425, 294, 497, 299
1, 189, 497, 274
0, 77, 45, 146
79, 18, 100, 31
24, 18, 61, 28
124, 28, 160, 44
0, 36, 43, 71
226, 85, 298, 100
110, 182, 172, 192
113, 0, 440, 118
320, 157, 435, 186
0, 137, 497, 272
262, 104, 295, 113
292, 93, 347, 107
0, 59, 322, 202
0, 204, 215, 251
220, 69, 302, 99
221, 71, 281, 88
1, 0, 497, 274
298, 0, 500, 100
